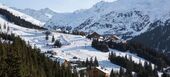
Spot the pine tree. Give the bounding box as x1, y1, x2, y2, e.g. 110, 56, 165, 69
3, 23, 6, 29
7, 26, 10, 32
153, 69, 158, 77
54, 40, 62, 48
85, 58, 89, 67
72, 67, 78, 77
94, 57, 99, 67
119, 67, 124, 77
45, 31, 51, 40
110, 69, 116, 77
45, 34, 49, 40
52, 35, 55, 43
89, 57, 93, 69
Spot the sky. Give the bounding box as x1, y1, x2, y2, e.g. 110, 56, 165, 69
0, 0, 116, 13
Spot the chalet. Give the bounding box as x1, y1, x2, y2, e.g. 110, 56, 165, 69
87, 32, 101, 39
87, 67, 109, 77
103, 34, 119, 41
69, 58, 85, 67
72, 30, 87, 36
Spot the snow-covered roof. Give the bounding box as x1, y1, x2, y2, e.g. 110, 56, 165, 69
96, 66, 110, 74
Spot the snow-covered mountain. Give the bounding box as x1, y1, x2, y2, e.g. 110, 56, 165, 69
0, 3, 169, 76
0, 14, 156, 75
0, 8, 120, 74
15, 8, 56, 23
45, 0, 170, 40
0, 4, 44, 26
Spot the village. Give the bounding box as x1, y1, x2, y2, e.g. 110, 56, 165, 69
42, 30, 125, 77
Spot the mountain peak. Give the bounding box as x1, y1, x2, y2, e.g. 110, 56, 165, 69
15, 7, 56, 22
45, 0, 170, 39
39, 8, 55, 13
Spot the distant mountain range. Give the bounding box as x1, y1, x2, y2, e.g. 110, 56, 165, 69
44, 0, 170, 40
14, 8, 56, 23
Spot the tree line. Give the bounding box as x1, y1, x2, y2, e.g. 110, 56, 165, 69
91, 38, 170, 76
107, 41, 170, 70
92, 39, 109, 52
84, 57, 99, 69
0, 8, 45, 30
109, 52, 159, 77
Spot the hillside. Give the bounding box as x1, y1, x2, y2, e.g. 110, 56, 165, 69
130, 21, 170, 53
0, 1, 170, 77
0, 9, 164, 76
45, 0, 170, 40
0, 4, 44, 26
0, 4, 45, 29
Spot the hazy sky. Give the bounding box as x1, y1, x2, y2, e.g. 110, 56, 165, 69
0, 0, 116, 13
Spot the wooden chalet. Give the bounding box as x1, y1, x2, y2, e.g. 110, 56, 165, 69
87, 67, 109, 77
87, 32, 101, 39
103, 34, 119, 41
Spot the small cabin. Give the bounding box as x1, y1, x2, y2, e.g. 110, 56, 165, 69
87, 32, 101, 39
88, 67, 109, 77
103, 34, 119, 41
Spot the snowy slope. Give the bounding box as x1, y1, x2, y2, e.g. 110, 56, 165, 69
0, 16, 119, 73
0, 4, 44, 26
45, 0, 170, 39
0, 15, 155, 74
15, 8, 56, 23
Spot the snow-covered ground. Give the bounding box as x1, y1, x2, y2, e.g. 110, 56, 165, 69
0, 16, 155, 74
0, 16, 120, 73
51, 32, 120, 72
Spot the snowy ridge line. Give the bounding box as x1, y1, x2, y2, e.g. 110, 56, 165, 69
14, 8, 56, 23
45, 0, 170, 40
0, 4, 44, 26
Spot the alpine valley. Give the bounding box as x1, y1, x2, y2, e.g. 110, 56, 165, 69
0, 0, 170, 77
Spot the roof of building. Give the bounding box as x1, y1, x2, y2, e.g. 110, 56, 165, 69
96, 66, 110, 74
